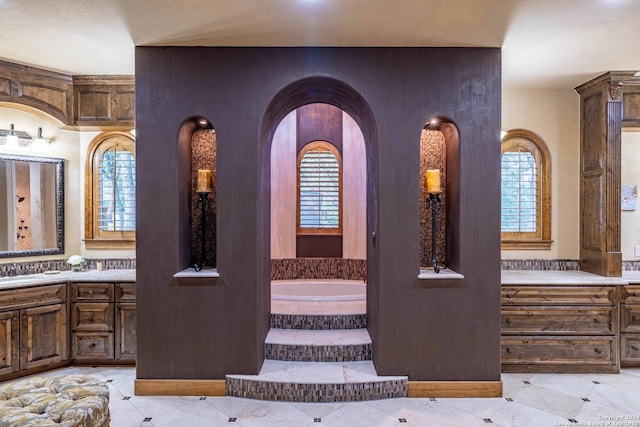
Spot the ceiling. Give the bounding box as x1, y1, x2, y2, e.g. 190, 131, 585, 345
1, 0, 639, 89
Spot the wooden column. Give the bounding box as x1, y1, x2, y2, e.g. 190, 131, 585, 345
575, 72, 637, 276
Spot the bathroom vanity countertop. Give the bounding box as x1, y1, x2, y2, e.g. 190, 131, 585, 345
0, 269, 136, 290
501, 270, 629, 286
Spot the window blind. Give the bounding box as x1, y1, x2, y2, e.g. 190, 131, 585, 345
501, 149, 537, 232
299, 148, 339, 229
99, 148, 136, 231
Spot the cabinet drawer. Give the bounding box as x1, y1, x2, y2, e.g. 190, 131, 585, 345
501, 336, 616, 365
71, 303, 113, 331
502, 286, 615, 306
71, 283, 113, 302
621, 334, 640, 363
116, 283, 136, 301
71, 332, 114, 359
621, 304, 640, 332
624, 286, 640, 304
0, 285, 66, 310
502, 307, 616, 335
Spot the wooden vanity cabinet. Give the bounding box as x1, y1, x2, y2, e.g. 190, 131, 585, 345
501, 284, 620, 373
70, 282, 114, 360
70, 282, 136, 363
0, 284, 68, 378
620, 284, 640, 366
115, 283, 137, 360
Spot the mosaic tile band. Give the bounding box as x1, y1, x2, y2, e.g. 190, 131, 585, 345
266, 343, 372, 362
271, 258, 366, 280
270, 313, 367, 330
0, 258, 136, 277
225, 378, 408, 402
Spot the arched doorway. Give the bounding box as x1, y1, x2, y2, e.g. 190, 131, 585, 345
270, 103, 366, 275
258, 77, 378, 313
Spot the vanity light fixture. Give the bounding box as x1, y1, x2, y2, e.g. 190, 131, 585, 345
33, 127, 51, 148
0, 124, 47, 148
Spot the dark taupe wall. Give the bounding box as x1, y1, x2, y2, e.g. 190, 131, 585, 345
135, 47, 501, 381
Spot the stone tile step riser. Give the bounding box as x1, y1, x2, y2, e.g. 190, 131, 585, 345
225, 378, 408, 402
265, 343, 372, 362
270, 313, 367, 330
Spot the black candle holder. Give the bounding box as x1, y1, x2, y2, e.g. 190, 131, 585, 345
193, 191, 212, 272
429, 192, 441, 273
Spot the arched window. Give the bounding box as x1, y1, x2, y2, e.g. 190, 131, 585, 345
501, 129, 551, 250
297, 141, 342, 234
84, 131, 136, 248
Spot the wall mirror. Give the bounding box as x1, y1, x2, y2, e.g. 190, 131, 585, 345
0, 153, 64, 258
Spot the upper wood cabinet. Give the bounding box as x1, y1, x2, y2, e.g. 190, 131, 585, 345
0, 60, 133, 129
73, 76, 135, 129
622, 77, 640, 128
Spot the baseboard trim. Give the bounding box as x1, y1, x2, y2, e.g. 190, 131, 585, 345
408, 380, 503, 398
135, 379, 226, 396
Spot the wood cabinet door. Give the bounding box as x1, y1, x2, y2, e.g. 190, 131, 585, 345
20, 304, 68, 370
0, 311, 19, 376
71, 302, 113, 332
115, 303, 136, 360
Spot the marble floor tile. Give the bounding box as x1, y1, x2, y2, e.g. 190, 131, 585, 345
501, 374, 527, 398
587, 382, 640, 414
287, 401, 347, 419
406, 400, 492, 427
511, 383, 586, 419
574, 399, 634, 424
7, 367, 640, 426
320, 401, 400, 427
526, 372, 599, 398
490, 400, 569, 427
437, 396, 508, 419
595, 370, 640, 394
363, 397, 432, 419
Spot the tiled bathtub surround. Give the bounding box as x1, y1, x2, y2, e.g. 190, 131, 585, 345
501, 259, 580, 271
271, 258, 366, 280
0, 258, 136, 277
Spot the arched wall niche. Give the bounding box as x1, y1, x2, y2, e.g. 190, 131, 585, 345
259, 76, 378, 282
419, 116, 461, 272
176, 116, 217, 270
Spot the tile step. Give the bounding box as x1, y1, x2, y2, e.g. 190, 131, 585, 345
265, 328, 371, 362
226, 360, 408, 402
265, 328, 371, 346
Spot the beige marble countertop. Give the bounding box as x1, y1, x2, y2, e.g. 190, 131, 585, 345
501, 269, 637, 285
0, 269, 136, 290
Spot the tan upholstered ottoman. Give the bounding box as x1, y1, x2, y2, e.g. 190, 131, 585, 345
0, 374, 110, 427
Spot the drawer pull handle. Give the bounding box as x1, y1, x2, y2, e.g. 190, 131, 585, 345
90, 343, 96, 348
595, 294, 601, 298
632, 345, 639, 351
593, 319, 599, 323
505, 319, 511, 324
594, 348, 602, 355
506, 294, 512, 299
505, 347, 512, 354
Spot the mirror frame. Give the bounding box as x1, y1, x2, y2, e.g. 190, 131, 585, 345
0, 153, 65, 258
